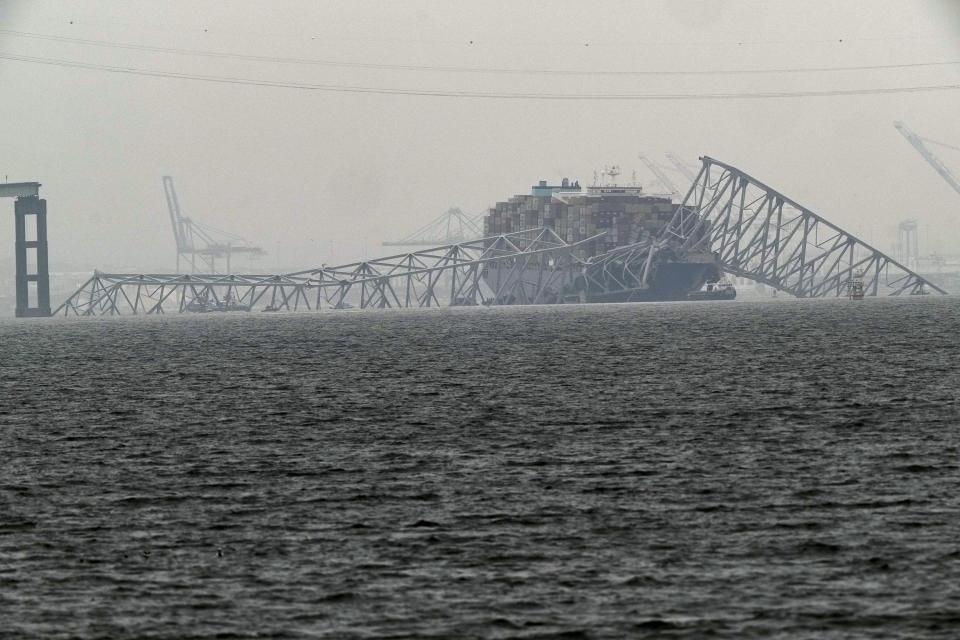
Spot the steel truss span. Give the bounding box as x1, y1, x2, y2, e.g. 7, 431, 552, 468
53, 228, 590, 316
664, 156, 946, 297
53, 158, 945, 317
53, 273, 316, 316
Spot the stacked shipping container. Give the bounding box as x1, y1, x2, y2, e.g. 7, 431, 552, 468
483, 183, 678, 261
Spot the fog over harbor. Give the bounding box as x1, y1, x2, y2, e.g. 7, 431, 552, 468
1, 0, 959, 284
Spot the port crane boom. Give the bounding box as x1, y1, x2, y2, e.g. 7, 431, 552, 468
382, 207, 482, 246
893, 121, 960, 198
665, 152, 698, 183
161, 176, 265, 273
162, 175, 190, 263
638, 154, 679, 198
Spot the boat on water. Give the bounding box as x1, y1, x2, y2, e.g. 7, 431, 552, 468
185, 299, 251, 313
848, 270, 865, 300
687, 280, 737, 301
482, 176, 724, 303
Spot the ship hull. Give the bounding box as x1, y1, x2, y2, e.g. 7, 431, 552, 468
482, 256, 722, 305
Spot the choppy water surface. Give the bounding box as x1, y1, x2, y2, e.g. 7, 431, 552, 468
2, 297, 960, 639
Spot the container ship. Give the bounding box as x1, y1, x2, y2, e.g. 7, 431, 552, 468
482, 177, 724, 303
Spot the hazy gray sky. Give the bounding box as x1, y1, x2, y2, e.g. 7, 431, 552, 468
2, 0, 959, 271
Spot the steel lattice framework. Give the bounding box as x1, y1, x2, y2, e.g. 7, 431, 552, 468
52, 157, 946, 316
580, 238, 658, 300
663, 156, 946, 297
289, 227, 591, 308
54, 272, 315, 316
53, 228, 592, 315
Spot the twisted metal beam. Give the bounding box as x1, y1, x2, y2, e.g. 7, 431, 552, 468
581, 238, 657, 300
289, 227, 595, 308
662, 156, 946, 297
53, 272, 317, 316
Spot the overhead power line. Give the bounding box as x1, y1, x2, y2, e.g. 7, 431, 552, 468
9, 20, 957, 49
2, 28, 960, 77
2, 52, 959, 100
924, 138, 960, 153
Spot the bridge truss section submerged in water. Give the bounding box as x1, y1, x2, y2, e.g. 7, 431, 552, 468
52, 158, 945, 316
52, 228, 594, 315
664, 156, 946, 297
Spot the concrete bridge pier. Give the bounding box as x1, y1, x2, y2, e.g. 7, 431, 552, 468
2, 182, 50, 317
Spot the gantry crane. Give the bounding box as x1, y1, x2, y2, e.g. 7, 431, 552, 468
382, 207, 482, 246
893, 121, 960, 198
637, 154, 679, 198
665, 152, 699, 183
162, 176, 265, 273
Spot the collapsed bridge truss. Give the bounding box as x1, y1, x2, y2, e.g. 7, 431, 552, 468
52, 158, 945, 316
662, 156, 945, 297
53, 228, 591, 316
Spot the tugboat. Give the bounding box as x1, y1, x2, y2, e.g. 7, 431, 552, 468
848, 269, 865, 300
687, 279, 737, 301
185, 295, 251, 313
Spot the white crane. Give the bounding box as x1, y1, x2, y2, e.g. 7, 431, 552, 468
893, 121, 960, 198
637, 154, 679, 198
162, 176, 265, 273
665, 152, 699, 183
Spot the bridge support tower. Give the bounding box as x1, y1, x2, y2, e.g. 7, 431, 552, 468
2, 182, 50, 317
